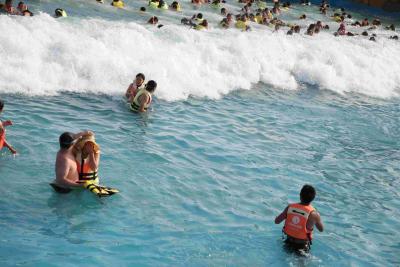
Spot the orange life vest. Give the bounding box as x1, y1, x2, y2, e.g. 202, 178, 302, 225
0, 131, 5, 150
76, 153, 98, 181
284, 203, 315, 240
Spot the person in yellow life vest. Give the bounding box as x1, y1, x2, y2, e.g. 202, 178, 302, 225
158, 0, 168, 9
125, 73, 146, 102
275, 185, 324, 251
73, 133, 100, 183
54, 8, 67, 18
195, 20, 208, 30
130, 80, 157, 112
111, 0, 124, 8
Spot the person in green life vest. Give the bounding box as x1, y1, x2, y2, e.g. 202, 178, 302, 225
130, 80, 157, 112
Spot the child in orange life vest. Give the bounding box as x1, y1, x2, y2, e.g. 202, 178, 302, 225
275, 184, 324, 250
0, 100, 17, 154
73, 133, 100, 182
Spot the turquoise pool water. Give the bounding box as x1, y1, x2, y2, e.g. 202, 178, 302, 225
1, 0, 400, 265
1, 86, 399, 266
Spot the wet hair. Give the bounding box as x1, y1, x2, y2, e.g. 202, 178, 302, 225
347, 14, 352, 19
59, 132, 75, 149
287, 29, 293, 35
197, 13, 203, 19
136, 73, 145, 80
140, 6, 146, 11
294, 25, 300, 33
220, 7, 226, 15
389, 35, 398, 40
362, 31, 368, 36
300, 185, 316, 204
146, 80, 157, 93
171, 1, 178, 8
54, 8, 65, 17
369, 36, 376, 41
0, 99, 4, 111
158, 0, 165, 8
299, 14, 306, 19
22, 9, 32, 16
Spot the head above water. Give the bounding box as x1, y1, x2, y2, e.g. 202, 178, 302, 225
300, 184, 316, 204
59, 132, 77, 149
0, 99, 4, 112
146, 80, 157, 93
135, 73, 145, 85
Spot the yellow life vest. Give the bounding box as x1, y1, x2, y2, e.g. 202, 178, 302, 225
112, 0, 124, 8
175, 4, 182, 11
194, 18, 204, 24
76, 151, 99, 181
195, 25, 206, 30
235, 20, 247, 29
159, 3, 169, 9
255, 15, 263, 24
131, 88, 152, 111
148, 1, 159, 8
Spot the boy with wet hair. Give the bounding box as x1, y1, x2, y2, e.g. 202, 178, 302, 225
275, 184, 324, 250
0, 100, 17, 154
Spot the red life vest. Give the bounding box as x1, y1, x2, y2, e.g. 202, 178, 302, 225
284, 203, 315, 240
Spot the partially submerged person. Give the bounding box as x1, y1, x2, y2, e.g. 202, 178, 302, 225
54, 8, 67, 18
195, 19, 208, 30
111, 0, 125, 8
148, 16, 159, 25
130, 80, 157, 112
170, 1, 181, 11
275, 185, 324, 251
73, 133, 100, 184
125, 73, 146, 102
0, 100, 17, 155
51, 131, 91, 192
4, 0, 18, 14
158, 0, 169, 10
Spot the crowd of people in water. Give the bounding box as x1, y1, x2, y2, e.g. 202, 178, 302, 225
1, 0, 398, 40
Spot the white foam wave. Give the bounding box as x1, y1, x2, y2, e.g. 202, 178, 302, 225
0, 13, 399, 100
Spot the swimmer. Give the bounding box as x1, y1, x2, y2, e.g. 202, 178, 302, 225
51, 131, 93, 192
275, 185, 324, 251
130, 80, 157, 112
111, 0, 125, 8
195, 19, 208, 30
22, 10, 32, 16
140, 6, 146, 12
219, 18, 229, 28
386, 24, 395, 31
158, 0, 168, 9
361, 18, 369, 27
148, 16, 159, 25
126, 73, 146, 102
54, 8, 67, 18
72, 133, 100, 184
16, 1, 27, 13
220, 7, 227, 16
4, 0, 18, 14
170, 1, 181, 11
306, 24, 316, 36
0, 100, 17, 155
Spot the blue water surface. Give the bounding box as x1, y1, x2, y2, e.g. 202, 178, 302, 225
0, 85, 399, 266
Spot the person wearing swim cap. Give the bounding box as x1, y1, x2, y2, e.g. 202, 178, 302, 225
0, 100, 17, 155
51, 131, 93, 193
275, 185, 324, 250
126, 73, 146, 102
130, 80, 157, 112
